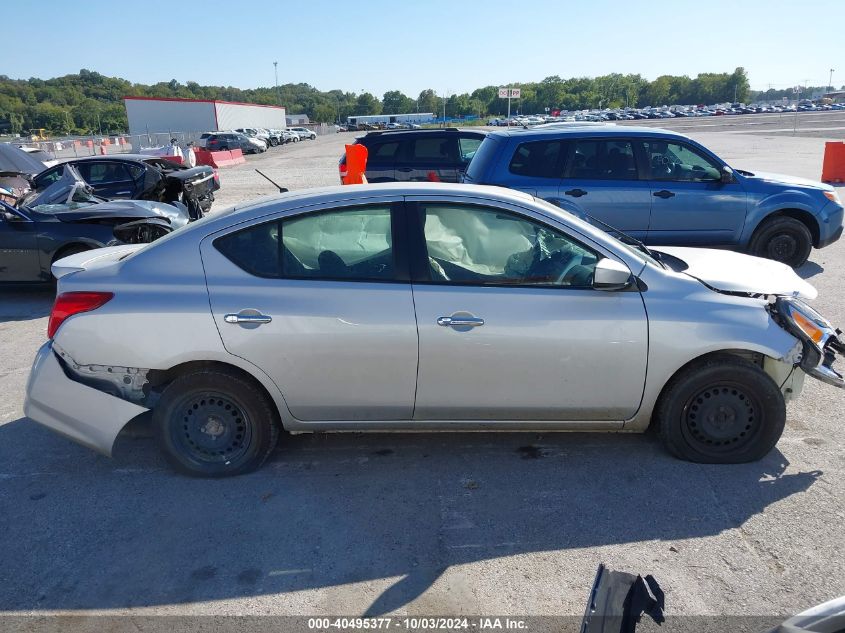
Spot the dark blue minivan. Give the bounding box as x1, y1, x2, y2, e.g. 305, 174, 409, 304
464, 126, 844, 267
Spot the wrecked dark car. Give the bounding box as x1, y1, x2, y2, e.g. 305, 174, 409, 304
32, 154, 220, 218
0, 165, 189, 282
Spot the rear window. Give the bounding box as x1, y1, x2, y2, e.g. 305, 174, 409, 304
463, 136, 502, 183
508, 140, 566, 178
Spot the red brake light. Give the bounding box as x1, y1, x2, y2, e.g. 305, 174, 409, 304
339, 155, 347, 177
48, 292, 114, 339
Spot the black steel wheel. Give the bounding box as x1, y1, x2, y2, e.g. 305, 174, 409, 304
750, 216, 813, 268
153, 369, 279, 476
656, 354, 785, 463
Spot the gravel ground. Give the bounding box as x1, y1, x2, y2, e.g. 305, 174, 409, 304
1, 115, 844, 621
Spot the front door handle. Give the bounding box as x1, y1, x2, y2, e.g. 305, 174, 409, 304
437, 316, 484, 327
653, 189, 675, 198
564, 188, 588, 197
224, 312, 272, 324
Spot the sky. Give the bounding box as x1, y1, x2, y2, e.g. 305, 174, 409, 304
5, 0, 844, 96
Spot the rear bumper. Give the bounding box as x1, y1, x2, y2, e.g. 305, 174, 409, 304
23, 342, 148, 456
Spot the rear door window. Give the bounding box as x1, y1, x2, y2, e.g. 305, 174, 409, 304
370, 141, 400, 161
508, 140, 567, 178
407, 136, 459, 163
214, 206, 396, 282
566, 139, 638, 180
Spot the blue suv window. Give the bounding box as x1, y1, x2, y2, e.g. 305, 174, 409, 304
566, 140, 638, 181
508, 140, 567, 178
641, 140, 721, 182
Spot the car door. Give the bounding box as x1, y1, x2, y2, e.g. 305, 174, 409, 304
395, 135, 462, 182
560, 138, 653, 240
407, 197, 648, 422
364, 139, 399, 182
639, 139, 748, 245
75, 161, 137, 198
200, 199, 418, 422
0, 206, 40, 282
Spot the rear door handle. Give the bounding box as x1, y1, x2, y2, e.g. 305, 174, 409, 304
437, 316, 484, 328
653, 190, 675, 198
224, 312, 272, 324
564, 188, 588, 197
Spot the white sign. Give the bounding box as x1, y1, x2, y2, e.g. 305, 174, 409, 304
782, 96, 788, 103
510, 88, 521, 99
498, 88, 521, 99
498, 88, 509, 98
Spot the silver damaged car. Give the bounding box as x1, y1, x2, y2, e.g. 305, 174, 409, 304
24, 184, 845, 476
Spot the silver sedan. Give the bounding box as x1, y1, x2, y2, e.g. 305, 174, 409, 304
24, 183, 845, 476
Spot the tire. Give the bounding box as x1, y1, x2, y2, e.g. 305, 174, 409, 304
309, 134, 316, 140
292, 136, 299, 143
268, 138, 278, 147
655, 354, 786, 463
153, 369, 280, 477
749, 216, 813, 268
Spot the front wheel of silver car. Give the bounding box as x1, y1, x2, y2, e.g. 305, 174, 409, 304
153, 369, 279, 477
655, 354, 786, 463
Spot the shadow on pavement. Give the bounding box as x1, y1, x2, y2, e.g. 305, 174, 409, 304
796, 261, 824, 279
0, 420, 821, 615
0, 285, 54, 323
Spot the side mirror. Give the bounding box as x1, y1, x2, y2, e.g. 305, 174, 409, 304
720, 165, 734, 184
593, 258, 633, 291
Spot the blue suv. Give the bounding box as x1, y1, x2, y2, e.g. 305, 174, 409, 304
464, 126, 844, 267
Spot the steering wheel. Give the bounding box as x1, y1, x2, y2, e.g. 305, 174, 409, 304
651, 154, 673, 176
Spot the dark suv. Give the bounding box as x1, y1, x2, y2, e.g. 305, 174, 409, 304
339, 129, 486, 184
464, 126, 844, 267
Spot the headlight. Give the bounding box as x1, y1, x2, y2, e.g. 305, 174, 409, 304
776, 297, 835, 350
823, 190, 842, 205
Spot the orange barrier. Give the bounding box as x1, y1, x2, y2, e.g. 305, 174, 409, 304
821, 141, 845, 183
194, 148, 246, 168
342, 144, 368, 184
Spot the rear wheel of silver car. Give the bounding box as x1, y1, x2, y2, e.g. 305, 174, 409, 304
750, 216, 813, 268
656, 354, 786, 463
153, 370, 279, 477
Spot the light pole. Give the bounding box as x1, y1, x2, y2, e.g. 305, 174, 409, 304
273, 61, 281, 106
829, 68, 835, 92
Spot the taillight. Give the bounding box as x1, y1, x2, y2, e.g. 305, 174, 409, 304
339, 155, 347, 179
213, 168, 220, 183
48, 292, 114, 339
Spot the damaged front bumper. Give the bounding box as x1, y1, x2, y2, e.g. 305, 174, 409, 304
23, 342, 149, 456
802, 335, 845, 388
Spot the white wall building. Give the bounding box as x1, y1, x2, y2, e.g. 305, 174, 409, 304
124, 97, 286, 135
347, 112, 435, 125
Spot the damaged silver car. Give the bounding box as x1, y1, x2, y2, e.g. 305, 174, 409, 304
24, 183, 844, 476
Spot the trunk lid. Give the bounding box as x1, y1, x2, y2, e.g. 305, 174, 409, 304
51, 244, 146, 279
652, 246, 818, 299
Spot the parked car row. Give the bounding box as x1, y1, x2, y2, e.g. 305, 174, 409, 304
489, 101, 845, 126
197, 127, 317, 155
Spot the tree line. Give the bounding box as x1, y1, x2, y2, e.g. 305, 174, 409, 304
0, 66, 805, 135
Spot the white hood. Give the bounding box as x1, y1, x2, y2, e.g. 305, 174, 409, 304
652, 246, 818, 300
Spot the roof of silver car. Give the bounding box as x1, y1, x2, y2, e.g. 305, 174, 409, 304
230, 182, 537, 214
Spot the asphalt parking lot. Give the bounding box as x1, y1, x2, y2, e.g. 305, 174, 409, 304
1, 114, 844, 619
